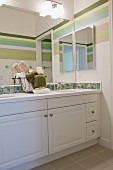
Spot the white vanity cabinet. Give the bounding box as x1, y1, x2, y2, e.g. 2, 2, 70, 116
0, 92, 100, 170
47, 94, 100, 154
48, 105, 86, 154
0, 99, 48, 170
86, 102, 98, 141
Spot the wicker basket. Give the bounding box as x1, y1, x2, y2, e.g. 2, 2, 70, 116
12, 77, 34, 93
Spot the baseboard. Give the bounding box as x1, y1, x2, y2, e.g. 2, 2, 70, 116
8, 139, 97, 170
98, 137, 111, 149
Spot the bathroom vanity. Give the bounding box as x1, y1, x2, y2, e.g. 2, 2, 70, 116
0, 89, 101, 170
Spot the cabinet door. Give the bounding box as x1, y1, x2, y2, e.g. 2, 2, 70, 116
48, 105, 86, 154
0, 110, 48, 170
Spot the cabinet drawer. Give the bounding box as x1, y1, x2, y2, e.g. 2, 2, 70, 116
86, 102, 97, 122
0, 99, 47, 117
48, 94, 97, 109
87, 121, 97, 141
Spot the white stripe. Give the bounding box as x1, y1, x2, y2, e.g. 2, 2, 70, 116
74, 2, 108, 21
53, 20, 74, 33
0, 35, 36, 42
0, 45, 36, 51
42, 49, 52, 53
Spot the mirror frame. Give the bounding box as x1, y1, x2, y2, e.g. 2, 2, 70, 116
75, 25, 95, 71
59, 32, 75, 73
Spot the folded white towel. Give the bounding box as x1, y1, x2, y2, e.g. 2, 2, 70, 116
33, 88, 50, 94
36, 67, 44, 75
16, 72, 26, 78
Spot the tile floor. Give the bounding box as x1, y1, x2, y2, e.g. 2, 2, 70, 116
31, 144, 113, 170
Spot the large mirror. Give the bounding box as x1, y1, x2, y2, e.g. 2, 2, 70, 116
59, 33, 74, 72
0, 5, 65, 85
37, 33, 52, 83
75, 26, 95, 71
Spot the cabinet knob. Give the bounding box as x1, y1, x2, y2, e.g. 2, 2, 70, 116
44, 114, 48, 117
50, 114, 53, 117
92, 111, 94, 113
92, 130, 95, 133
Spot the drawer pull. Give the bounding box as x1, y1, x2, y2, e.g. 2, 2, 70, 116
44, 114, 48, 117
92, 130, 95, 133
92, 111, 94, 113
50, 114, 53, 117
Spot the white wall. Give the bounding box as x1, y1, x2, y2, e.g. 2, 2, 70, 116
0, 6, 35, 36
74, 0, 99, 14
3, 0, 74, 20
35, 14, 63, 36
74, 0, 111, 148
76, 42, 111, 147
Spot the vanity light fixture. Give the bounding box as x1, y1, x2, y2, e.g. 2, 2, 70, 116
40, 0, 64, 19
0, 0, 3, 6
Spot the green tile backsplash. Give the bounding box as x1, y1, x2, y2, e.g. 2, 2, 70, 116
0, 85, 23, 94
0, 82, 101, 94
46, 82, 101, 91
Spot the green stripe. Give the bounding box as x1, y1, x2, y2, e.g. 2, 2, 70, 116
53, 20, 70, 30
0, 52, 35, 57
54, 47, 59, 51
54, 22, 74, 35
0, 32, 35, 40
36, 20, 69, 38
42, 43, 51, 47
76, 43, 93, 46
75, 6, 108, 24
60, 41, 72, 45
0, 37, 35, 45
42, 39, 51, 42
74, 0, 108, 18
96, 30, 109, 37
42, 55, 52, 59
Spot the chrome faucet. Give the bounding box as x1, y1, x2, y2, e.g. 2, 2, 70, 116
57, 82, 61, 90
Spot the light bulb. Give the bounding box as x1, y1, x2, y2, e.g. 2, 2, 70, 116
0, 0, 3, 6
40, 0, 52, 17
57, 4, 64, 17
51, 4, 58, 19
39, 0, 64, 19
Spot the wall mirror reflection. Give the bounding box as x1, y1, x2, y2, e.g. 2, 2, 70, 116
37, 32, 52, 83
59, 34, 74, 72
75, 26, 95, 71
0, 5, 64, 85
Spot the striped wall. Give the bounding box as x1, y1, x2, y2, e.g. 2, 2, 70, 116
74, 6, 108, 30
53, 3, 109, 56
0, 35, 36, 85
95, 22, 109, 44
0, 48, 35, 60
53, 21, 74, 40
0, 36, 36, 60
41, 41, 52, 61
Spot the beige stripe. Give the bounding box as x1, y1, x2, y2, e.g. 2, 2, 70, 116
95, 22, 108, 32
95, 34, 109, 44
0, 48, 36, 54
0, 48, 36, 60
42, 58, 52, 61
54, 42, 59, 55
0, 55, 36, 60
95, 22, 109, 44
60, 53, 63, 62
